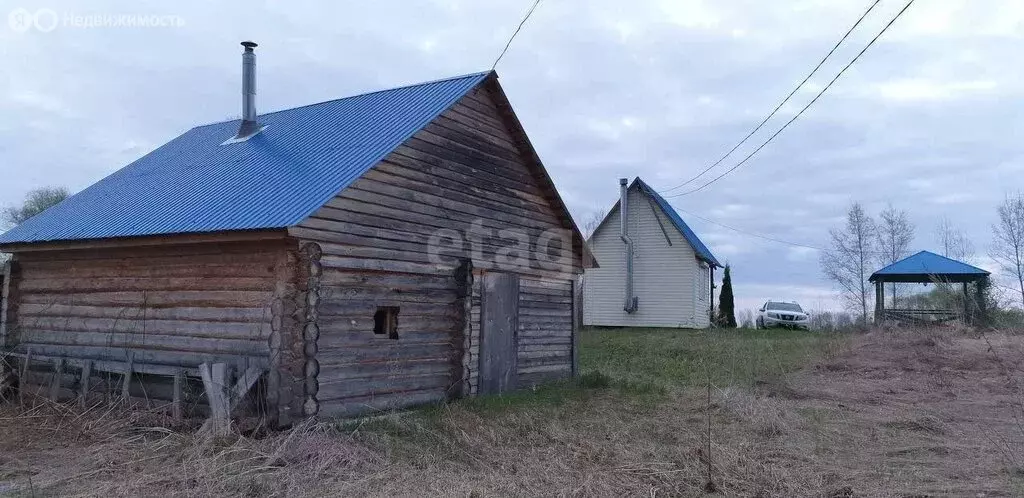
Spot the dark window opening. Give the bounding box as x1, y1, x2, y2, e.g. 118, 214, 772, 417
374, 306, 400, 339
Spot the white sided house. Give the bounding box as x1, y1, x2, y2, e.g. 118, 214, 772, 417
583, 178, 721, 328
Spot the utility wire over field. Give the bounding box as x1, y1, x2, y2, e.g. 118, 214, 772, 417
662, 0, 917, 199
659, 0, 884, 195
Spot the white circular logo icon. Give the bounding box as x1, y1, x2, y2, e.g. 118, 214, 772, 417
8, 7, 33, 32
33, 8, 58, 32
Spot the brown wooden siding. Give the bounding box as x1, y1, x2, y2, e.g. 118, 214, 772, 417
466, 275, 572, 391
518, 277, 573, 386
293, 83, 581, 412
7, 240, 291, 407
314, 270, 462, 418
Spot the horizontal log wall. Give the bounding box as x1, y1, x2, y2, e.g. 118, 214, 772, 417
7, 240, 291, 407
314, 270, 462, 418
293, 82, 581, 411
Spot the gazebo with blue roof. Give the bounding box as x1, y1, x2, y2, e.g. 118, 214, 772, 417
869, 250, 990, 324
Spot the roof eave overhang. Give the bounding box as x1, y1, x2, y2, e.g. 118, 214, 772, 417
0, 228, 290, 253
869, 272, 990, 284
700, 256, 722, 269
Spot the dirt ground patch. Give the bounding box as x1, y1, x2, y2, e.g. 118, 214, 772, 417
767, 328, 1024, 496
2, 328, 1024, 497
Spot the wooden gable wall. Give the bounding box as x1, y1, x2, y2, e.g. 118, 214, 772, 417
292, 83, 583, 278
291, 80, 580, 416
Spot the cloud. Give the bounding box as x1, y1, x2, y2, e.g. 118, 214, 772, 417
707, 203, 752, 219
785, 246, 819, 262
874, 78, 998, 102
930, 192, 975, 205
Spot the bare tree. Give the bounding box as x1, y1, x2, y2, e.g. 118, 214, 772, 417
737, 309, 754, 329
936, 217, 975, 262
992, 194, 1024, 308
581, 209, 606, 240
808, 310, 834, 332
876, 204, 915, 306
821, 203, 877, 325
3, 186, 69, 227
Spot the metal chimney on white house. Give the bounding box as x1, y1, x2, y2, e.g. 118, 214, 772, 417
224, 41, 265, 143
620, 178, 638, 313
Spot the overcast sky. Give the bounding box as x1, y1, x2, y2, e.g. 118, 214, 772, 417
2, 0, 1022, 312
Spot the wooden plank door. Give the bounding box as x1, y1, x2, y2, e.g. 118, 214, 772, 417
479, 272, 519, 395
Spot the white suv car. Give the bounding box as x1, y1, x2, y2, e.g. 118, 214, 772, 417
755, 301, 810, 330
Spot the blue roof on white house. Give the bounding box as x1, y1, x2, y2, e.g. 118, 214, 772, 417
870, 250, 989, 282
593, 178, 721, 268
0, 71, 491, 245
635, 179, 722, 267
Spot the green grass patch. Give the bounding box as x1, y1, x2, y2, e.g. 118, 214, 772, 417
339, 327, 842, 448
580, 327, 843, 390
335, 373, 628, 461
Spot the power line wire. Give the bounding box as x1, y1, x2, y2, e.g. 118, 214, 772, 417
672, 204, 912, 257
659, 0, 883, 195
665, 0, 917, 198
673, 205, 828, 252
492, 0, 543, 70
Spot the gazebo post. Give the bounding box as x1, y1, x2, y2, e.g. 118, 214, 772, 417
874, 280, 884, 324
962, 281, 971, 325
976, 276, 988, 326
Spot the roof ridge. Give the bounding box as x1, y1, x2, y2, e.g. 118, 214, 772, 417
193, 70, 494, 130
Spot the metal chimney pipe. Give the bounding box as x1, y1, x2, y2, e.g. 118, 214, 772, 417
241, 41, 258, 123
619, 178, 637, 313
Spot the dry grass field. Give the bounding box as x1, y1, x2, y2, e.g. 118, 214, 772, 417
2, 326, 1024, 497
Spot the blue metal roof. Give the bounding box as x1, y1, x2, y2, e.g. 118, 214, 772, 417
870, 250, 990, 282
0, 71, 491, 245
635, 178, 722, 267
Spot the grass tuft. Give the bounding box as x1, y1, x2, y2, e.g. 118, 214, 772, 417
575, 370, 612, 389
